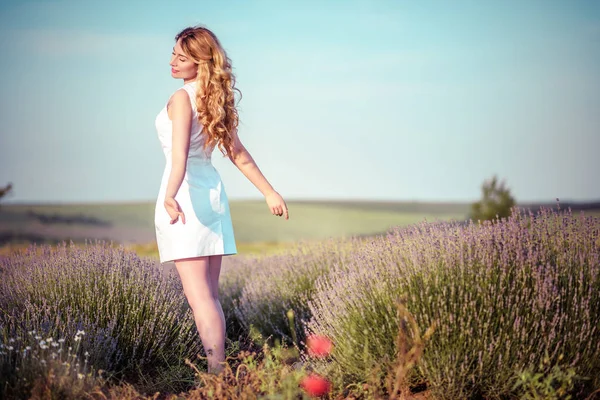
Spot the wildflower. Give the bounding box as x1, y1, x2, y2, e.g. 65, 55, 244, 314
39, 340, 46, 346
77, 373, 84, 380
306, 334, 333, 358
74, 336, 81, 342
34, 335, 42, 340
9, 338, 15, 343
7, 346, 14, 351
46, 338, 53, 343
76, 330, 86, 336
300, 373, 331, 397
26, 346, 31, 351
58, 338, 65, 343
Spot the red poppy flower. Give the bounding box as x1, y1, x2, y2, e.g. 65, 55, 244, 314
306, 334, 333, 358
300, 373, 331, 397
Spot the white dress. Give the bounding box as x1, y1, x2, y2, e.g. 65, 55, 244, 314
154, 82, 237, 263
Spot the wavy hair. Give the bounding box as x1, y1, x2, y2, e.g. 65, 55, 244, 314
175, 26, 242, 158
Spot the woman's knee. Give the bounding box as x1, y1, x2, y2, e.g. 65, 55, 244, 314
186, 295, 216, 314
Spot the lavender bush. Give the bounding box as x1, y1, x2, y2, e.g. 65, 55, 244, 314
231, 237, 370, 346
305, 206, 600, 399
0, 241, 202, 387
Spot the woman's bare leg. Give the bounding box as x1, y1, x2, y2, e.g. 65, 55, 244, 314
208, 254, 226, 373
174, 255, 225, 374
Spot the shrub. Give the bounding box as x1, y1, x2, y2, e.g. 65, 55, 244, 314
233, 237, 367, 346
0, 182, 12, 207
512, 350, 585, 400
0, 241, 203, 391
306, 206, 600, 399
469, 174, 516, 222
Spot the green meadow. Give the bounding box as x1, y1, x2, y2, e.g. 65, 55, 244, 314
2, 199, 599, 257
0, 200, 472, 256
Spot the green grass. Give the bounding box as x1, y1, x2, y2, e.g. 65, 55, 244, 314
0, 200, 470, 246
227, 200, 469, 242
1, 200, 598, 257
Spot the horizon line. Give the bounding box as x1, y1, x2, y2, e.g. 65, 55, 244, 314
2, 197, 599, 207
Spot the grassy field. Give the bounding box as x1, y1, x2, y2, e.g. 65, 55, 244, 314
1, 199, 598, 257
0, 199, 469, 241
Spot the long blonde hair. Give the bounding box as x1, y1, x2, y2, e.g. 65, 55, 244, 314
175, 26, 242, 158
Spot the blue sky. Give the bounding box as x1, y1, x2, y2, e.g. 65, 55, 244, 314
0, 0, 598, 204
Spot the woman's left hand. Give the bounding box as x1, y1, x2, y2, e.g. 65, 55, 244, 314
265, 190, 289, 220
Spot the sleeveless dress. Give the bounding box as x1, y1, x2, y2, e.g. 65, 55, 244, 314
154, 82, 237, 263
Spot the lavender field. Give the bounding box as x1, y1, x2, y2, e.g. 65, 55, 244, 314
0, 205, 599, 399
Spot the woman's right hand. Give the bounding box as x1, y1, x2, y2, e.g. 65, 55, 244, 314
164, 197, 186, 224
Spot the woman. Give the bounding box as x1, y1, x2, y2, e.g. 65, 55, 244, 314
154, 25, 289, 375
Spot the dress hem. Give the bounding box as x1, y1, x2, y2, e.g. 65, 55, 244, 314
159, 251, 238, 264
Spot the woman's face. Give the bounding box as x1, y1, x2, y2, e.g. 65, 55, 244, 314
170, 38, 196, 81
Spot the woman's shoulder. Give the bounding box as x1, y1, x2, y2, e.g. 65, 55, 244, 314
167, 86, 197, 113
180, 84, 198, 112
166, 88, 193, 114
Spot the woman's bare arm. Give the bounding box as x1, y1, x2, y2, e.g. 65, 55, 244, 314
164, 89, 193, 201
227, 132, 275, 197
227, 130, 289, 219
